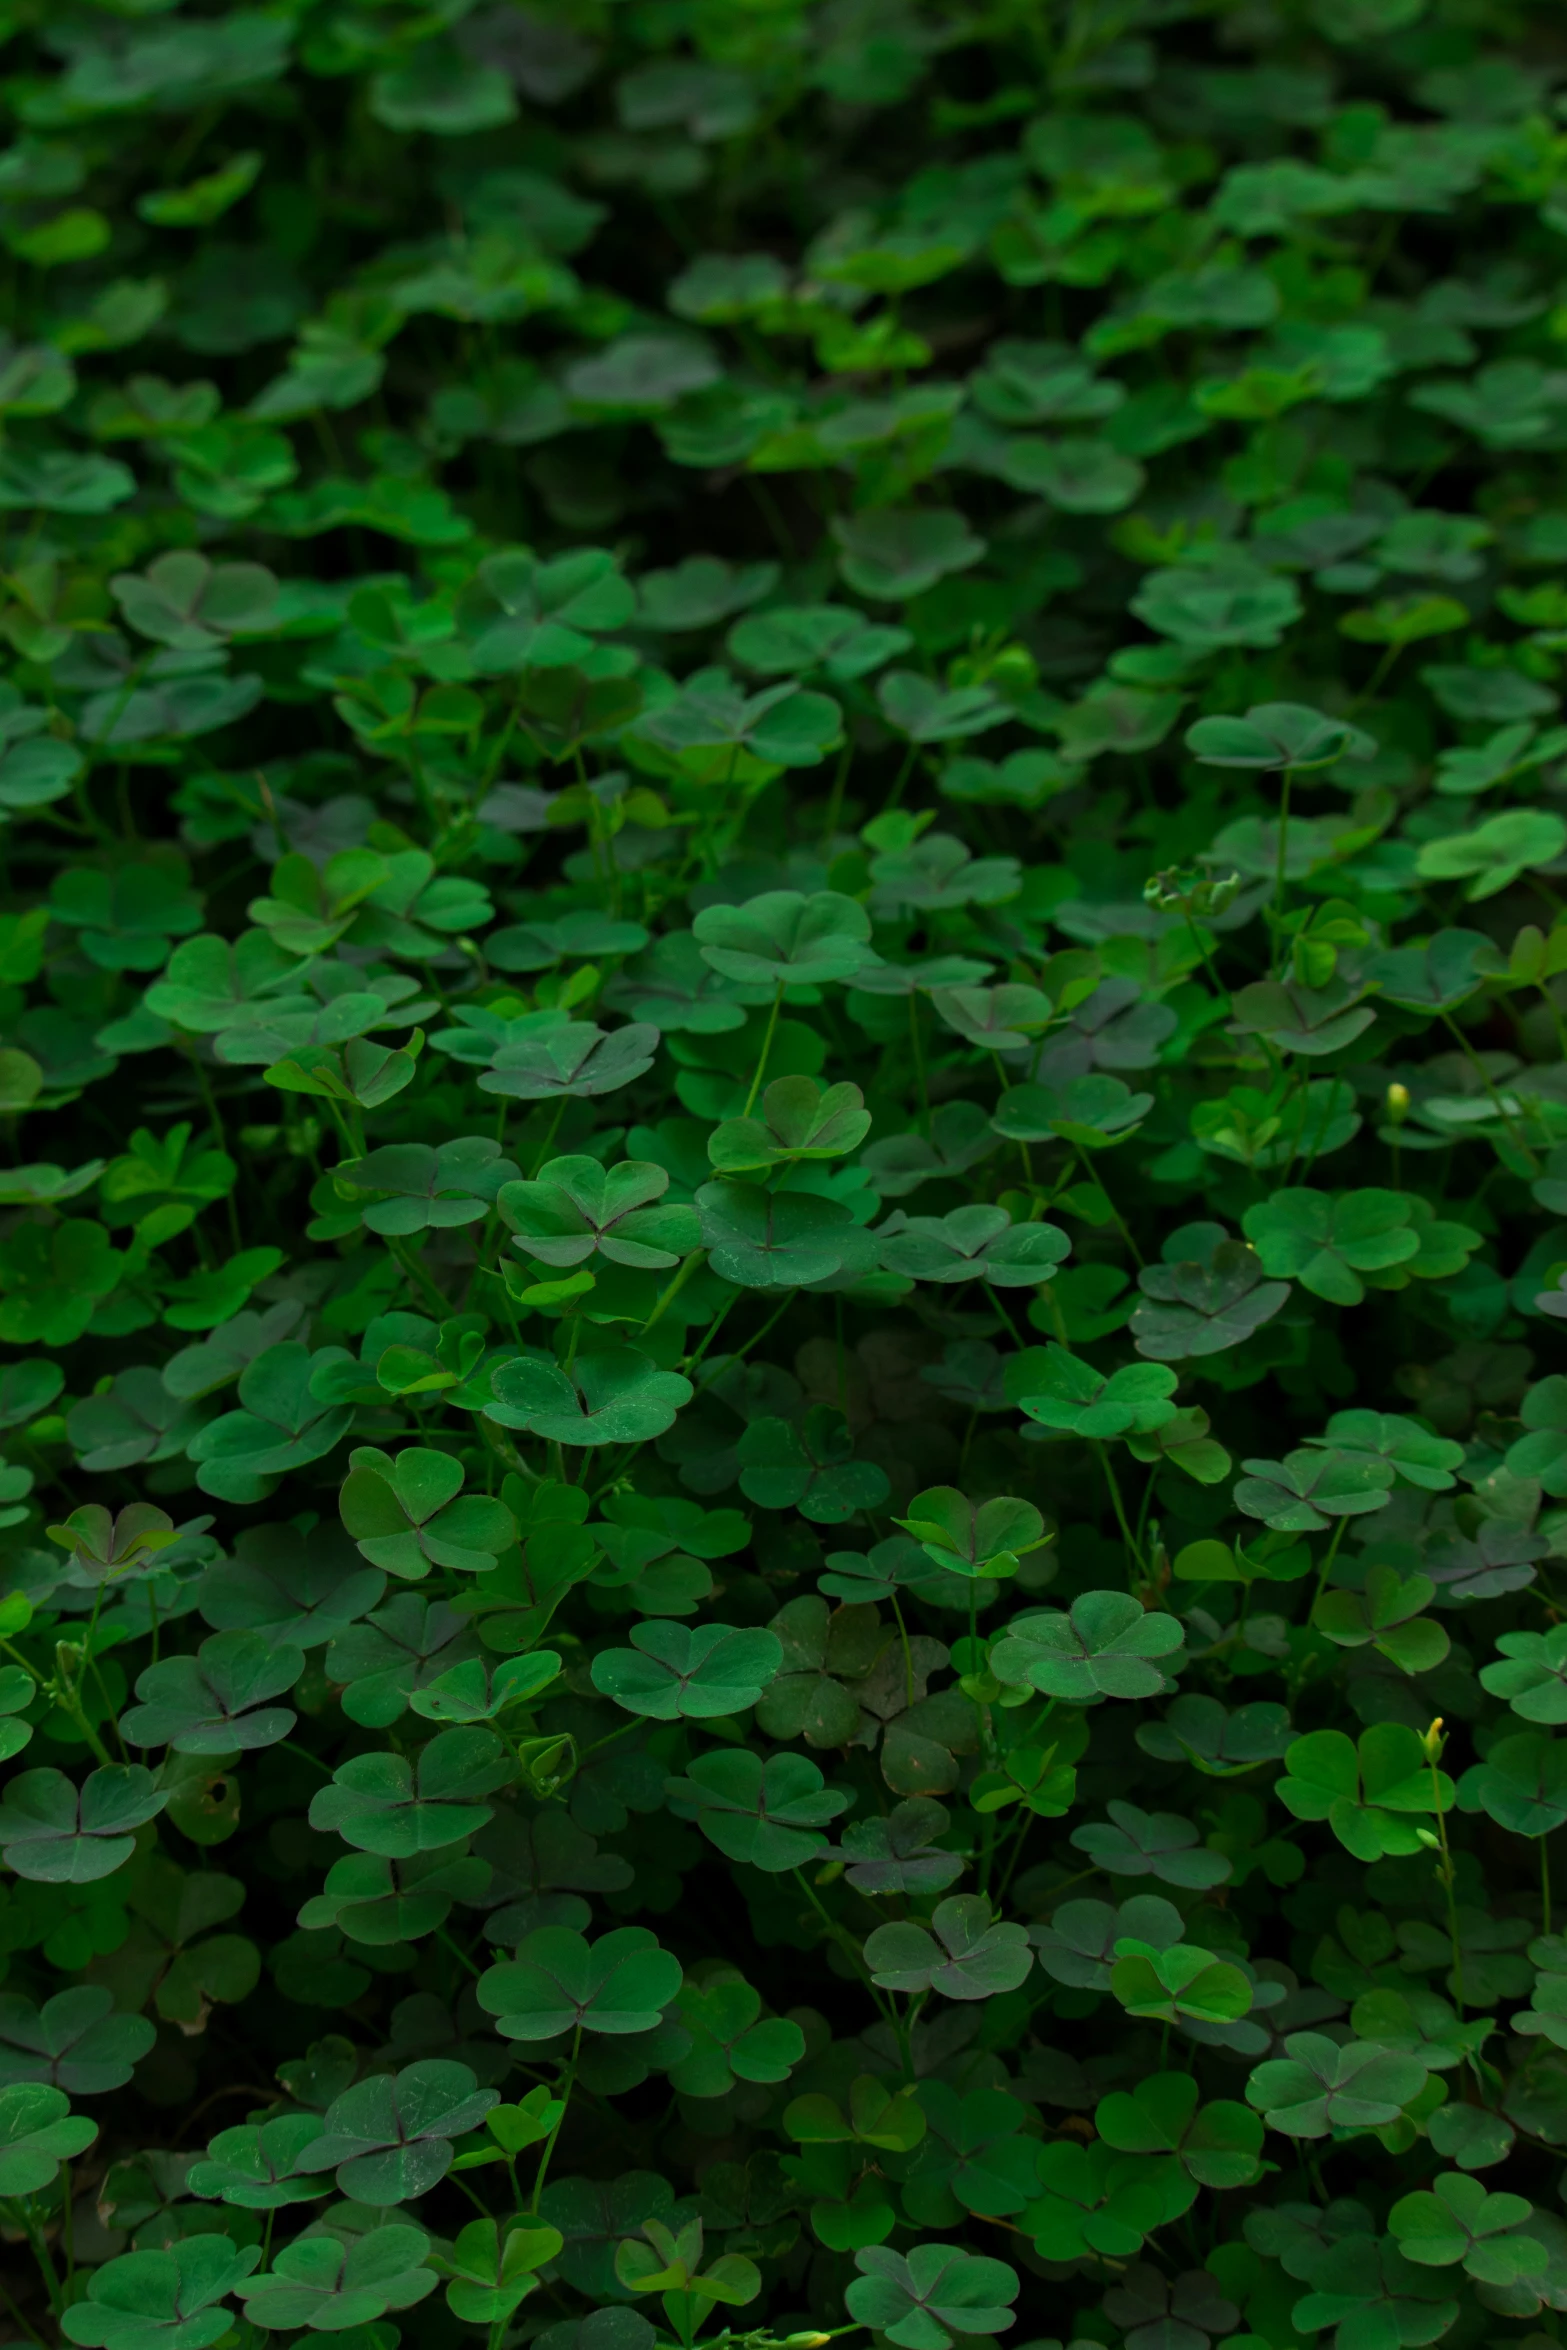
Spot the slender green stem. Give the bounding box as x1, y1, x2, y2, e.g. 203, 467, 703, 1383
527, 2021, 581, 2213
1076, 1146, 1144, 1266
884, 743, 919, 811
681, 1286, 739, 1384
890, 1591, 915, 1708
743, 982, 784, 1117
1095, 1440, 1142, 1579
790, 1868, 897, 2029
1429, 1743, 1464, 2017
1181, 903, 1225, 997
822, 740, 852, 845
642, 1249, 704, 1335
1437, 1009, 1539, 1173
439, 1926, 481, 1978
692, 1289, 793, 1397
0, 2254, 48, 2348
1306, 1516, 1349, 1624
15, 2199, 61, 2313
387, 1234, 450, 1318
1270, 765, 1293, 973
1544, 1834, 1553, 1938
982, 1281, 1025, 1347
528, 1095, 569, 1178
908, 990, 931, 1136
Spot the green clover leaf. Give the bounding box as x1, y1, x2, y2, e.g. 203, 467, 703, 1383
479, 1926, 682, 2040
119, 1629, 304, 1752
62, 2237, 261, 2350
435, 2217, 563, 2326
692, 889, 876, 987
1008, 1343, 1178, 1437
846, 2244, 1018, 2350
292, 2059, 496, 2202
663, 1749, 851, 1871
1110, 1939, 1252, 2023
488, 1347, 693, 1446
591, 1622, 782, 1720
864, 1895, 1032, 2000
1242, 1187, 1418, 1306
185, 2112, 331, 2209
500, 1155, 701, 1268
236, 2219, 439, 2326
339, 1445, 517, 1578
0, 2080, 97, 2194
707, 1075, 871, 1173
989, 1593, 1183, 1702
896, 1486, 1046, 1579
1278, 1726, 1455, 1860
308, 1727, 509, 1855
1245, 2032, 1430, 2137
1095, 2072, 1264, 2189
186, 1341, 352, 1503
1234, 1446, 1397, 1533
736, 1408, 892, 1522
0, 1765, 167, 1883
878, 1204, 1070, 1287
332, 1137, 518, 1235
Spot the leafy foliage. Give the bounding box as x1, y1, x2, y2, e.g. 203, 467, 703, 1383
0, 6, 1566, 2350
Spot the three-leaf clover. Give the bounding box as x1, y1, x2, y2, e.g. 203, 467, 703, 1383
434, 2218, 563, 2325
0, 1765, 167, 1882
1186, 703, 1375, 770
845, 2244, 1019, 2350
692, 889, 877, 987
478, 1927, 682, 2040
1009, 1344, 1178, 1438
864, 1896, 1032, 2000
293, 2060, 497, 2202
1277, 1726, 1454, 1860
332, 1138, 517, 1234
236, 2221, 439, 2326
1388, 2174, 1545, 2286
591, 1622, 782, 1719
1110, 1940, 1252, 2024
501, 1156, 700, 1268
696, 1184, 874, 1289
488, 1347, 693, 1446
339, 1447, 517, 1577
62, 2238, 261, 2350
186, 1341, 352, 1503
1245, 2033, 1430, 2137
1234, 1448, 1396, 1533
119, 1630, 305, 1752
1242, 1189, 1418, 1306
989, 1593, 1183, 1702
878, 1204, 1070, 1287
663, 1750, 851, 1871
0, 1986, 154, 2097
1481, 1627, 1567, 1723
896, 1487, 1047, 1580
1131, 1226, 1290, 1361
0, 2081, 97, 2194
736, 1408, 892, 1523
1071, 1804, 1232, 1890
309, 1728, 510, 1855
708, 1075, 871, 1173
185, 2112, 333, 2209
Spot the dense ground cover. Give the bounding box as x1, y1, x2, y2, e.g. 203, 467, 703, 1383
9, 0, 1567, 2347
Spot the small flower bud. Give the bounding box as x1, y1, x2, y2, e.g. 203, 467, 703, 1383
1386, 1082, 1411, 1126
